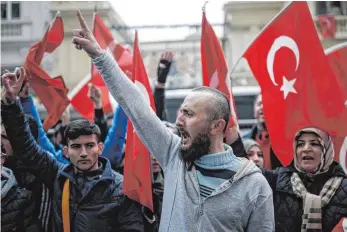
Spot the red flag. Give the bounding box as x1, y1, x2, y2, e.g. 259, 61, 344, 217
123, 31, 154, 212
331, 217, 347, 232
325, 42, 347, 173
318, 15, 336, 39
243, 2, 347, 166
201, 11, 238, 128
24, 11, 70, 131
70, 13, 132, 120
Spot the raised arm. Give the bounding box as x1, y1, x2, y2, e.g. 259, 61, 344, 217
88, 83, 109, 141
1, 68, 63, 189
154, 51, 173, 120
72, 10, 181, 169
102, 105, 128, 168
19, 85, 58, 157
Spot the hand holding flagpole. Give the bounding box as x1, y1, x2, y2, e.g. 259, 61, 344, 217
72, 9, 103, 58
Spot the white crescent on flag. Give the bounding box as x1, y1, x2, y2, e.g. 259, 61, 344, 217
267, 36, 300, 86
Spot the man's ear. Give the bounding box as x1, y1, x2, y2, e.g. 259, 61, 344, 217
63, 146, 69, 159
209, 119, 226, 135
97, 142, 104, 156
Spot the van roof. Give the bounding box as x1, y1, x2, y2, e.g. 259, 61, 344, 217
165, 86, 261, 99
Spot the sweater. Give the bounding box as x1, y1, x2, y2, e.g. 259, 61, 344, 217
93, 51, 275, 232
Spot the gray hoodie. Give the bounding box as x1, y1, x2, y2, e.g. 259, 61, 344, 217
1, 167, 17, 199
93, 52, 274, 232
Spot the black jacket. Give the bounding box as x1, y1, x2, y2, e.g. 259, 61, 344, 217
1, 167, 41, 232
263, 161, 347, 232
1, 100, 144, 232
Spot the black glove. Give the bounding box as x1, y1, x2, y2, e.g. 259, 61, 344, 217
157, 52, 173, 84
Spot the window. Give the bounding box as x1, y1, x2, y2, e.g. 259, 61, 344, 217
1, 3, 7, 19
11, 2, 20, 19
316, 2, 328, 15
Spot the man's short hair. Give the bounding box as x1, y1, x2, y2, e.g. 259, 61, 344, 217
62, 119, 101, 145
25, 114, 39, 141
191, 86, 230, 132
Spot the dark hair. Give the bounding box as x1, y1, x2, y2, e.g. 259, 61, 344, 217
62, 119, 101, 145
25, 114, 39, 141
191, 86, 230, 132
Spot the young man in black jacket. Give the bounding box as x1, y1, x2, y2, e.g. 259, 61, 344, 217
1, 68, 144, 232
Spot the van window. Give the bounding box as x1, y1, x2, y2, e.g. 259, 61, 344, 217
165, 90, 258, 129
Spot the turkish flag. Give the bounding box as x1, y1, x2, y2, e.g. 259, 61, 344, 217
70, 13, 133, 120
201, 11, 238, 128
244, 2, 347, 166
318, 15, 336, 39
331, 217, 347, 232
24, 11, 70, 131
123, 31, 154, 212
326, 43, 347, 174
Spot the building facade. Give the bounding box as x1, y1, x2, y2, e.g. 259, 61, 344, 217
50, 1, 132, 90
1, 1, 52, 72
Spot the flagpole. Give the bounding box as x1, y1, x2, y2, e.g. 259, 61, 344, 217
324, 41, 347, 55
229, 1, 295, 76
202, 1, 209, 12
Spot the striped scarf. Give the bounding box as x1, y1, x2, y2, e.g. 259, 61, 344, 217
291, 172, 343, 231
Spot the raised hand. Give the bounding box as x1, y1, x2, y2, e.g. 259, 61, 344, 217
1, 67, 27, 104
61, 106, 71, 127
157, 51, 174, 84
72, 9, 103, 58
18, 82, 30, 99
87, 83, 102, 109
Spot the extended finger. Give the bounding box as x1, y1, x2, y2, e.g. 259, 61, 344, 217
77, 9, 90, 31
17, 67, 26, 86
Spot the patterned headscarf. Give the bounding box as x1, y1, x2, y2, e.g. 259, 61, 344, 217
293, 127, 334, 176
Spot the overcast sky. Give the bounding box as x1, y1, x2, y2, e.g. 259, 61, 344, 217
110, 0, 229, 41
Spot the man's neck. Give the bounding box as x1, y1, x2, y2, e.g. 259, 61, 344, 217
208, 141, 226, 154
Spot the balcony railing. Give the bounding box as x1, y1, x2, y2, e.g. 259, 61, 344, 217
1, 23, 22, 37
315, 15, 347, 39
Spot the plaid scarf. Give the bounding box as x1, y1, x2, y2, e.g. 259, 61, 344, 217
291, 172, 343, 231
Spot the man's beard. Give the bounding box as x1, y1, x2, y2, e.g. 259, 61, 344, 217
180, 132, 211, 162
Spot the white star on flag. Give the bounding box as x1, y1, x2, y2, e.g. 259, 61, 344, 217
280, 76, 297, 99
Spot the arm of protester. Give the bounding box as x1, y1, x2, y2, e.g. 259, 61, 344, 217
1, 68, 63, 189
229, 134, 247, 158
102, 105, 128, 168
72, 10, 181, 169
154, 51, 173, 120
19, 83, 60, 159
88, 83, 108, 142
116, 196, 145, 232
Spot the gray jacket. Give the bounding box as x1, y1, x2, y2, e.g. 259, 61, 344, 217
93, 51, 275, 232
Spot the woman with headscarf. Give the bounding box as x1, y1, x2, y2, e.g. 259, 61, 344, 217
263, 127, 347, 232
243, 139, 264, 168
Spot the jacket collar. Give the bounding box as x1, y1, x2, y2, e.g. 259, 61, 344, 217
59, 157, 114, 183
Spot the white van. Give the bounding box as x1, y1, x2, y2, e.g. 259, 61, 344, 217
164, 86, 261, 134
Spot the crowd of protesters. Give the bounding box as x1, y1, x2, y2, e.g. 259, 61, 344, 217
1, 9, 346, 232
